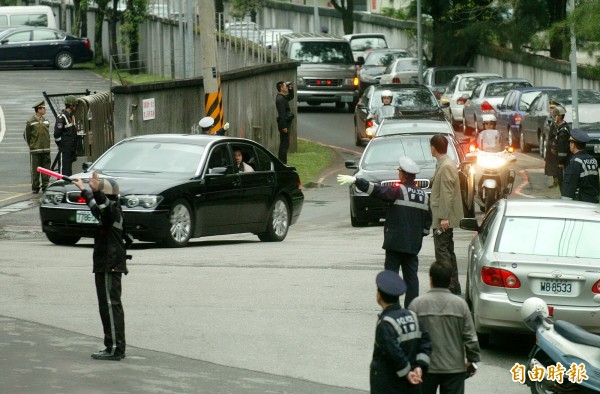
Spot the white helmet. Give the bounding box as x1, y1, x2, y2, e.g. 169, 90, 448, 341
482, 114, 497, 123
381, 90, 393, 102
521, 297, 549, 331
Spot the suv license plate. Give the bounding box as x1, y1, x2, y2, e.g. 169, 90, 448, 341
76, 211, 99, 224
340, 96, 353, 103
539, 280, 572, 295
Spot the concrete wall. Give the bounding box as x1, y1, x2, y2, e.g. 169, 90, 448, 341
112, 61, 299, 155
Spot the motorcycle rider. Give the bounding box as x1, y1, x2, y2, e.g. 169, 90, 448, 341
477, 114, 502, 152
561, 129, 599, 203
372, 90, 400, 124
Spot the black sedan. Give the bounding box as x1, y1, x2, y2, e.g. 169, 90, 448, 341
353, 84, 448, 146
39, 135, 304, 247
0, 26, 93, 69
345, 133, 475, 227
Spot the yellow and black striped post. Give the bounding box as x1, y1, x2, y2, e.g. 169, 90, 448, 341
205, 85, 223, 134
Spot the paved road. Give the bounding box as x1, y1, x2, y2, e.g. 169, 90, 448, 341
0, 72, 559, 393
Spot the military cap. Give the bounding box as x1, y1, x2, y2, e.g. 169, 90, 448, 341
398, 156, 420, 175
569, 129, 591, 144
551, 106, 566, 116
98, 177, 120, 196
376, 270, 407, 296
199, 116, 215, 129
32, 100, 45, 109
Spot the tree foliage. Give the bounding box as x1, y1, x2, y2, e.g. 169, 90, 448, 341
94, 0, 110, 66
229, 0, 264, 22
120, 0, 148, 73
0, 0, 18, 5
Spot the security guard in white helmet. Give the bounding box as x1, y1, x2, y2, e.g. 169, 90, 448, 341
338, 157, 432, 308
477, 114, 501, 152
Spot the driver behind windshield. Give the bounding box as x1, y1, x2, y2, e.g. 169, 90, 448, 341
477, 114, 502, 152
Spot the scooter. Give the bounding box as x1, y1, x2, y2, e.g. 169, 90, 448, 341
468, 146, 516, 213
521, 297, 600, 393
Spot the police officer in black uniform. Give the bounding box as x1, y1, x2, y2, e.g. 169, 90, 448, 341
54, 95, 79, 176
338, 156, 432, 307
371, 270, 432, 394
561, 129, 599, 203
73, 171, 129, 361
553, 106, 571, 192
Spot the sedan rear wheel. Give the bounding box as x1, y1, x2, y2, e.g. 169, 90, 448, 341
258, 197, 289, 242
55, 51, 74, 70
46, 233, 80, 246
162, 199, 193, 247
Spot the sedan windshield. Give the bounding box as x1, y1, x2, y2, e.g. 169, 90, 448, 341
350, 37, 387, 51
371, 89, 438, 111
552, 90, 600, 105
484, 81, 532, 97
364, 51, 409, 67
497, 217, 599, 259
92, 141, 205, 176
458, 76, 496, 91
362, 136, 457, 170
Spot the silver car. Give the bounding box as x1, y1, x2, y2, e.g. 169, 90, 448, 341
460, 199, 600, 346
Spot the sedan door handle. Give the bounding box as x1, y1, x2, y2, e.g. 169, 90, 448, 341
267, 176, 275, 183
232, 178, 240, 187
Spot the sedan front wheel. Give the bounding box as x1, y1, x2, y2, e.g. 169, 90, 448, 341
162, 199, 193, 247
258, 197, 289, 242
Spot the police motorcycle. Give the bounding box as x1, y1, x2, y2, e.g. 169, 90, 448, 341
467, 114, 517, 213
521, 297, 600, 393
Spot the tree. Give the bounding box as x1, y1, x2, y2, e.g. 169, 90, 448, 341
330, 0, 354, 34
94, 0, 110, 66
229, 0, 264, 22
120, 0, 148, 74
106, 0, 125, 67
72, 0, 89, 37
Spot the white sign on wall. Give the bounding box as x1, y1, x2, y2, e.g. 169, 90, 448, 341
142, 98, 155, 121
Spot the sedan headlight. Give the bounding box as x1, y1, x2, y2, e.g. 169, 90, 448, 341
123, 195, 163, 209
41, 191, 65, 205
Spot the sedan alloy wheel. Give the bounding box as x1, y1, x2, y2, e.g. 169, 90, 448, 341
258, 197, 289, 242
55, 51, 74, 70
163, 199, 193, 247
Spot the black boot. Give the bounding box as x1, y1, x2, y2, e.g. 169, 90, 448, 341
91, 349, 126, 361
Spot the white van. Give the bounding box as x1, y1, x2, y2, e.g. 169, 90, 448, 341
0, 6, 56, 29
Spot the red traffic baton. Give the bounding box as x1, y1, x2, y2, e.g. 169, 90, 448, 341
37, 167, 73, 183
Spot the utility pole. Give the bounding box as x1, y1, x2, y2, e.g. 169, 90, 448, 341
569, 0, 578, 128
198, 0, 223, 133
417, 0, 423, 84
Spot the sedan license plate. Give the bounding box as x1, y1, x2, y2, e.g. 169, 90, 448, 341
76, 210, 99, 224
538, 279, 573, 295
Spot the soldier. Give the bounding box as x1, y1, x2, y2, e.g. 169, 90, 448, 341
561, 129, 599, 203
553, 106, 571, 192
24, 100, 51, 193
54, 95, 79, 176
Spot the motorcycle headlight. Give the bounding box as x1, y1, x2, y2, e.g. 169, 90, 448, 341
123, 195, 163, 209
41, 191, 65, 205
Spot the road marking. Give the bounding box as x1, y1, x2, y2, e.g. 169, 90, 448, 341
513, 170, 535, 199
0, 200, 35, 216
0, 104, 5, 144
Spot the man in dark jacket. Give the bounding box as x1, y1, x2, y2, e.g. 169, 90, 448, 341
73, 171, 129, 361
554, 106, 571, 192
54, 95, 79, 176
561, 129, 599, 203
371, 270, 432, 393
275, 81, 294, 164
338, 156, 432, 307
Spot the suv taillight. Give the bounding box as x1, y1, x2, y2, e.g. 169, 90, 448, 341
392, 77, 401, 83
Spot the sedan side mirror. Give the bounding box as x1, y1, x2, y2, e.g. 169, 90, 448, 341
345, 160, 358, 169
207, 166, 227, 175
460, 218, 479, 232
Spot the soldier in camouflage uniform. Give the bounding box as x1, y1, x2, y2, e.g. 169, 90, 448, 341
24, 100, 51, 193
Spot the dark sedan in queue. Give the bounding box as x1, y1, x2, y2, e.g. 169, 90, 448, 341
0, 26, 93, 69
40, 134, 304, 247
344, 133, 474, 227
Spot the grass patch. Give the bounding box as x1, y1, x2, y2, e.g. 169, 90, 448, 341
288, 139, 335, 185
79, 63, 171, 84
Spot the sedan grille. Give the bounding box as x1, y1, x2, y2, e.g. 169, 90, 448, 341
380, 179, 430, 189
304, 78, 343, 87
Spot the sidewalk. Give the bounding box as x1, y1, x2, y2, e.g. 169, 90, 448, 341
1, 315, 363, 394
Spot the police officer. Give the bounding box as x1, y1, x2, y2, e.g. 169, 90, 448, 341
338, 157, 432, 307
371, 270, 431, 393
561, 129, 599, 203
73, 171, 129, 361
24, 100, 51, 193
198, 116, 229, 135
553, 106, 571, 191
373, 89, 400, 124
54, 95, 79, 176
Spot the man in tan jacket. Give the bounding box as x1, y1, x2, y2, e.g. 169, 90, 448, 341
429, 135, 463, 295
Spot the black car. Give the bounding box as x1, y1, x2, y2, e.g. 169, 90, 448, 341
353, 84, 448, 147
39, 135, 304, 247
344, 133, 474, 227
0, 26, 93, 69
